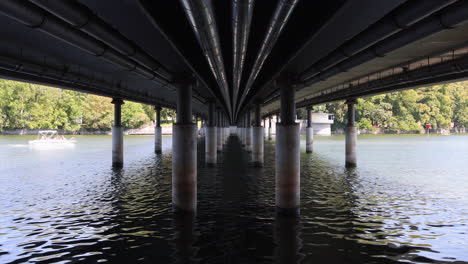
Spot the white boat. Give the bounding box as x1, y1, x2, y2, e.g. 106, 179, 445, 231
29, 130, 76, 145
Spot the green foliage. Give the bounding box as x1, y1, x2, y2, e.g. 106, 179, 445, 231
161, 108, 176, 123
0, 80, 173, 131
357, 118, 374, 131
81, 95, 113, 130
122, 101, 150, 129
1, 79, 466, 132
309, 82, 468, 132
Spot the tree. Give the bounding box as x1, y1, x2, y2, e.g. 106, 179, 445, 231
1, 78, 467, 132
122, 101, 150, 128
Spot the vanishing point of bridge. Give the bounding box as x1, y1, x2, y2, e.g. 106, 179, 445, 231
1, 0, 468, 214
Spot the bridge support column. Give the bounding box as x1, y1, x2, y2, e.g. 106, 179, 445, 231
154, 106, 162, 154
111, 98, 124, 168
268, 116, 272, 140
276, 80, 300, 215
252, 103, 264, 166
205, 102, 217, 166
217, 110, 223, 152
345, 99, 357, 168
241, 116, 246, 145
306, 108, 313, 153
245, 110, 252, 152
224, 118, 229, 145
172, 82, 197, 212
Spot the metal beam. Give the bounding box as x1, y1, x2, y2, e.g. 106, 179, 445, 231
232, 0, 255, 115
237, 0, 299, 114
180, 0, 232, 118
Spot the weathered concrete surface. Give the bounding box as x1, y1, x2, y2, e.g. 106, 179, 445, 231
245, 127, 252, 152
155, 126, 162, 153
306, 127, 313, 153
112, 126, 124, 167
275, 124, 300, 214
172, 124, 197, 212
345, 126, 357, 168
217, 127, 223, 152
240, 127, 245, 146
252, 126, 264, 166
230, 126, 237, 135
224, 126, 229, 145
205, 126, 217, 166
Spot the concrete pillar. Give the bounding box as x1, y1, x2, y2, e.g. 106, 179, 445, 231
172, 81, 197, 212
268, 116, 272, 140
240, 116, 245, 145
111, 98, 124, 167
276, 80, 300, 215
345, 99, 357, 168
205, 102, 217, 166
245, 110, 252, 152
305, 108, 313, 153
221, 115, 225, 145
154, 105, 162, 154
224, 117, 229, 144
217, 110, 223, 152
252, 103, 264, 166
230, 125, 236, 135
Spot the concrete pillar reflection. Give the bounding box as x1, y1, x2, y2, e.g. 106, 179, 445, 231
274, 214, 303, 264
172, 82, 197, 212
155, 105, 162, 154
111, 98, 124, 168
306, 108, 313, 153
276, 80, 300, 215
172, 212, 197, 263
205, 102, 217, 166
345, 99, 357, 168
252, 103, 264, 166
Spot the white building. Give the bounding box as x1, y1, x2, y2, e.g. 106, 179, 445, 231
300, 113, 334, 136
262, 113, 334, 136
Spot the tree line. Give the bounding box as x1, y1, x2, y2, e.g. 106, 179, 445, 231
0, 79, 176, 131
0, 79, 466, 132
299, 82, 467, 131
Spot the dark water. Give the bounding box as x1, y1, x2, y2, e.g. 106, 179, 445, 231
0, 134, 467, 263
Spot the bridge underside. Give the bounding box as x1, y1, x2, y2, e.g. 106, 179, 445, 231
0, 0, 468, 120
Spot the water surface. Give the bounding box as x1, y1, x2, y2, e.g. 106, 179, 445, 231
0, 134, 467, 263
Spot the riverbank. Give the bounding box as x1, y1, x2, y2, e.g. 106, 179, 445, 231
0, 124, 176, 136
1, 126, 465, 136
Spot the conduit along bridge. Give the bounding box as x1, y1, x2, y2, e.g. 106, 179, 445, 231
1, 0, 468, 213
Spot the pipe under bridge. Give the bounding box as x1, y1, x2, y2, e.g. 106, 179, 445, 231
1, 0, 468, 213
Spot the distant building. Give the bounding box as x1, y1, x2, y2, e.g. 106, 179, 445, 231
300, 113, 334, 136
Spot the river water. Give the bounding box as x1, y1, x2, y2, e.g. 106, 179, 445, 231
0, 133, 467, 263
